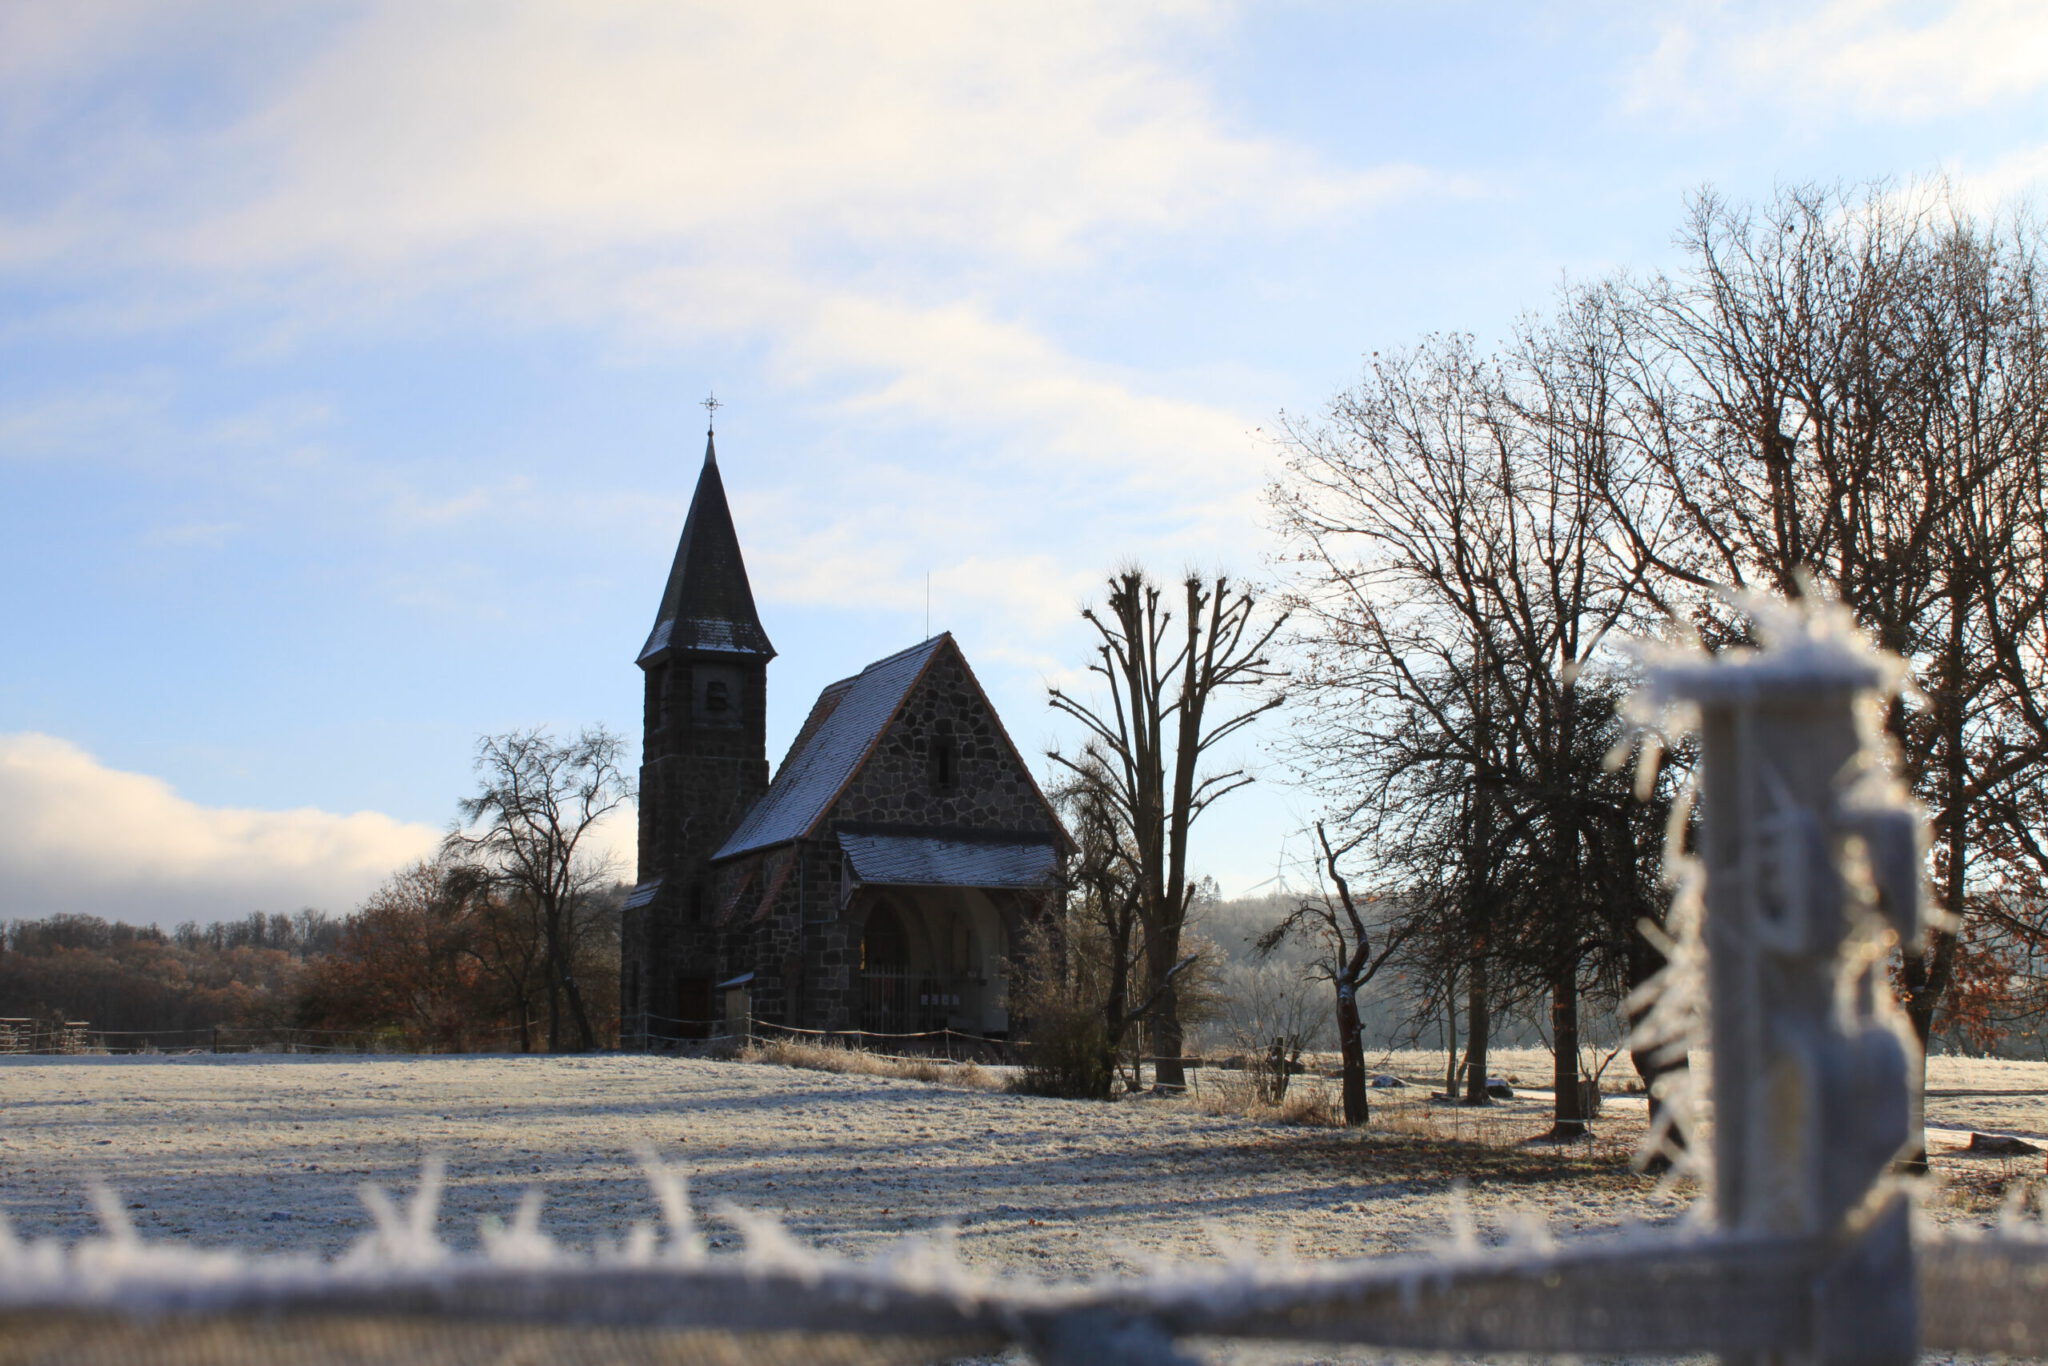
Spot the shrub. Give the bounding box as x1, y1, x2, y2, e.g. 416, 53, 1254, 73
1010, 1002, 1116, 1099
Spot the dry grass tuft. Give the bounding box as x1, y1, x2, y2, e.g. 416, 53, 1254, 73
1930, 1163, 2047, 1216
740, 1037, 998, 1090
1194, 1072, 1343, 1127
1270, 1086, 1340, 1126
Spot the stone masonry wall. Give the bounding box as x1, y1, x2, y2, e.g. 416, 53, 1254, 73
829, 650, 1060, 837
631, 655, 769, 1039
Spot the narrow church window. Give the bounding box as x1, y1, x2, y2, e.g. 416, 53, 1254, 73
646, 664, 668, 729
931, 721, 958, 790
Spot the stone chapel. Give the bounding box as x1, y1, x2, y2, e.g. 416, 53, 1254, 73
620, 435, 1071, 1045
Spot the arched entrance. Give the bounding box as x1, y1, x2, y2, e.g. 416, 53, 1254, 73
857, 889, 1012, 1036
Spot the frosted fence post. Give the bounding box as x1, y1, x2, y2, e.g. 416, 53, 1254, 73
1648, 603, 1926, 1366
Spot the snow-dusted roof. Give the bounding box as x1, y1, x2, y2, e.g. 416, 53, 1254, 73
639, 436, 775, 664
642, 618, 764, 658
712, 637, 949, 860
839, 832, 1062, 889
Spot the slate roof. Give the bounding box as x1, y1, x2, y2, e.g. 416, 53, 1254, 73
639, 435, 775, 663
839, 831, 1062, 889
713, 636, 949, 860
621, 878, 663, 910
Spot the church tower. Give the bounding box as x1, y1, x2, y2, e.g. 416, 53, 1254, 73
621, 430, 774, 1045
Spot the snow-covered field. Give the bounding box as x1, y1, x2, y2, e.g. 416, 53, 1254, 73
0, 1049, 2041, 1282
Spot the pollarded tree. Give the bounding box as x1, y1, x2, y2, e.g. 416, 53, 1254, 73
1049, 570, 1286, 1091
445, 726, 629, 1052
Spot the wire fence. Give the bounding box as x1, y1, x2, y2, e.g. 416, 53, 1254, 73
0, 1020, 554, 1057
0, 1014, 1025, 1063
627, 1010, 1024, 1063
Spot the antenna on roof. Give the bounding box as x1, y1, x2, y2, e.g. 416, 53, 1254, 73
701, 391, 721, 436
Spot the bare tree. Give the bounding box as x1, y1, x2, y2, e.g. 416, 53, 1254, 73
445, 726, 629, 1052
1258, 822, 1414, 1124
1590, 186, 2048, 1140
1273, 311, 1674, 1139
1050, 570, 1286, 1091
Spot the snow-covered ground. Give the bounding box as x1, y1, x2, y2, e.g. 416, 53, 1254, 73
0, 1049, 2040, 1281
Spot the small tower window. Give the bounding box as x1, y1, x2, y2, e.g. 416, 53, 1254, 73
930, 722, 958, 791
694, 667, 743, 726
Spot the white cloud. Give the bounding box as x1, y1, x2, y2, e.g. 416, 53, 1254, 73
0, 733, 441, 925
1946, 142, 2048, 213
0, 384, 161, 462
2, 1, 1434, 279
582, 254, 1286, 635
1631, 0, 2048, 124
0, 1, 1381, 612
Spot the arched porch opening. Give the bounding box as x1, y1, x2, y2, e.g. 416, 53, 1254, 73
857, 888, 1013, 1037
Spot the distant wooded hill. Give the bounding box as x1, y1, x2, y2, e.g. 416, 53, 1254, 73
1, 870, 624, 1054
0, 911, 340, 1039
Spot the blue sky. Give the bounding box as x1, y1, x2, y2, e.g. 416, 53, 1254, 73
5, 1, 2047, 924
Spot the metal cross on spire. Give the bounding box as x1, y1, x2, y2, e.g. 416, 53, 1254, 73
701, 392, 721, 435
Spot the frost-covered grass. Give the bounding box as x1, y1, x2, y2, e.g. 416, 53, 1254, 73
739, 1037, 1001, 1089
1, 1049, 2039, 1284
0, 1051, 1682, 1280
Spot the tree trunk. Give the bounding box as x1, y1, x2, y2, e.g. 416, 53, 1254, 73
1099, 900, 1134, 1096
544, 906, 566, 1052
1462, 956, 1493, 1106
563, 971, 597, 1052
1148, 927, 1187, 1091
1896, 672, 1971, 1173
1336, 978, 1368, 1126
1442, 965, 1459, 1096
1547, 960, 1587, 1140
1898, 931, 1952, 1173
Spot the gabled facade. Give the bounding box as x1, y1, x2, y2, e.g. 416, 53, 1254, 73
621, 443, 1068, 1045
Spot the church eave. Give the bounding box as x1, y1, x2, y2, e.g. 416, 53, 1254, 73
638, 618, 777, 665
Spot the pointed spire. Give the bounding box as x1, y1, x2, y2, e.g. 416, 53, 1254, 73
639, 435, 775, 663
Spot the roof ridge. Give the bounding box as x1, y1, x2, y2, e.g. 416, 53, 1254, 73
859, 633, 949, 674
